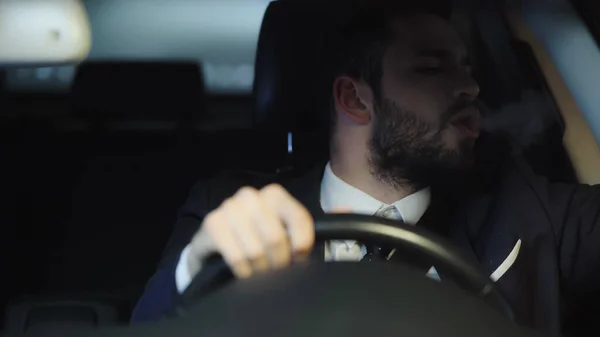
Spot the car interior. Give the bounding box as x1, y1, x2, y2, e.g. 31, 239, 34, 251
1, 0, 600, 335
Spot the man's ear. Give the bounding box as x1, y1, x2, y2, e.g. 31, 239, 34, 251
332, 76, 374, 124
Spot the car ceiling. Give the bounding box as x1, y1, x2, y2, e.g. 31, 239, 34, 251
5, 0, 273, 94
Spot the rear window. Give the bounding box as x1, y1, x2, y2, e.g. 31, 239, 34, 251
4, 0, 271, 94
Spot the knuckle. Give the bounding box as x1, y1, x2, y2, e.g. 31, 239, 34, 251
271, 246, 292, 266
235, 186, 259, 198
235, 187, 261, 210
264, 233, 287, 248
200, 212, 229, 243
216, 198, 242, 218
220, 197, 237, 209
288, 208, 314, 231
261, 183, 287, 199
246, 247, 267, 261
223, 248, 246, 266
232, 264, 252, 278
294, 234, 314, 252
293, 207, 313, 223
202, 211, 222, 230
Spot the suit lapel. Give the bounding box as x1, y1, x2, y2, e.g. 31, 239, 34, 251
405, 133, 516, 280
388, 185, 483, 272
415, 186, 451, 237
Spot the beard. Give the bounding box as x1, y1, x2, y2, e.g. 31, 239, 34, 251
368, 98, 475, 191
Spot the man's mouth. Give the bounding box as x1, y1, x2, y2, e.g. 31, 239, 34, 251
449, 106, 481, 139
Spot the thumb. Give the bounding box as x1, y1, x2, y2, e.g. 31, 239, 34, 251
187, 229, 218, 276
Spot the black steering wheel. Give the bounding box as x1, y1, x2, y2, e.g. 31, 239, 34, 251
317, 214, 514, 314
179, 214, 514, 317
111, 214, 539, 337
132, 214, 540, 337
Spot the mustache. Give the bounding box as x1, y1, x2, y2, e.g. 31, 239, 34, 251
441, 98, 482, 125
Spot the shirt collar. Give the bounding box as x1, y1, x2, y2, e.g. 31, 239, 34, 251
319, 162, 431, 225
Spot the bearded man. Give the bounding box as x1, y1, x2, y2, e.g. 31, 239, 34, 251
132, 2, 600, 335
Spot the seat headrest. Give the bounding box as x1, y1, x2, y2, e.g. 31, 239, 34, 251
253, 1, 337, 132
71, 62, 205, 120
253, 0, 452, 132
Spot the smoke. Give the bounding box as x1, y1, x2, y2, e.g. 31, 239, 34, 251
481, 89, 559, 152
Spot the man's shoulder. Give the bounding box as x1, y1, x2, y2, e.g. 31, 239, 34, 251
206, 168, 288, 193
174, 169, 289, 227
191, 163, 325, 210
192, 169, 282, 203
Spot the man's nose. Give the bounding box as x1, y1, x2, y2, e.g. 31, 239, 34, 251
453, 73, 480, 100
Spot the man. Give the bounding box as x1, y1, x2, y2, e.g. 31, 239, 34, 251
132, 2, 600, 335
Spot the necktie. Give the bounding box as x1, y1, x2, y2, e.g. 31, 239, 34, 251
374, 204, 403, 221
360, 205, 441, 281
361, 205, 402, 262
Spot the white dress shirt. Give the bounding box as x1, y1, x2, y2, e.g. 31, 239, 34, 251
320, 163, 431, 261
175, 162, 432, 293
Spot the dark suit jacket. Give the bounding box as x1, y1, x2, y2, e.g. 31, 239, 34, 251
131, 138, 600, 337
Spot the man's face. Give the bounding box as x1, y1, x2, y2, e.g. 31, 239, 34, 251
369, 12, 481, 188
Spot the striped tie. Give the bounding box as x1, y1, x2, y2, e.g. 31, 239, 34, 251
361, 205, 402, 261
374, 204, 403, 221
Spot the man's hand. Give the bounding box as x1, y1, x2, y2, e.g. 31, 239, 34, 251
186, 184, 315, 279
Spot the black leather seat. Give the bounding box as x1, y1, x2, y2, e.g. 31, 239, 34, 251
252, 0, 352, 169
2, 56, 294, 332
32, 60, 287, 299
2, 62, 209, 332
71, 61, 205, 124
50, 62, 207, 297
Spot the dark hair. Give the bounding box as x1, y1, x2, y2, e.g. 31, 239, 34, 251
332, 0, 452, 96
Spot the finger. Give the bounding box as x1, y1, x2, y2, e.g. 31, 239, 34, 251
225, 192, 270, 273
260, 184, 314, 257
203, 206, 253, 278
235, 187, 291, 269
329, 207, 352, 214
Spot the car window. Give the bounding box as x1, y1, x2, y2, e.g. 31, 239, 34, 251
570, 0, 600, 45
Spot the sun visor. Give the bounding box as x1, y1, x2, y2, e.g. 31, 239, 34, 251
0, 0, 92, 66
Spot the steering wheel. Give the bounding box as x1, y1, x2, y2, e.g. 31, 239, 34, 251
110, 214, 538, 337
178, 214, 513, 315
